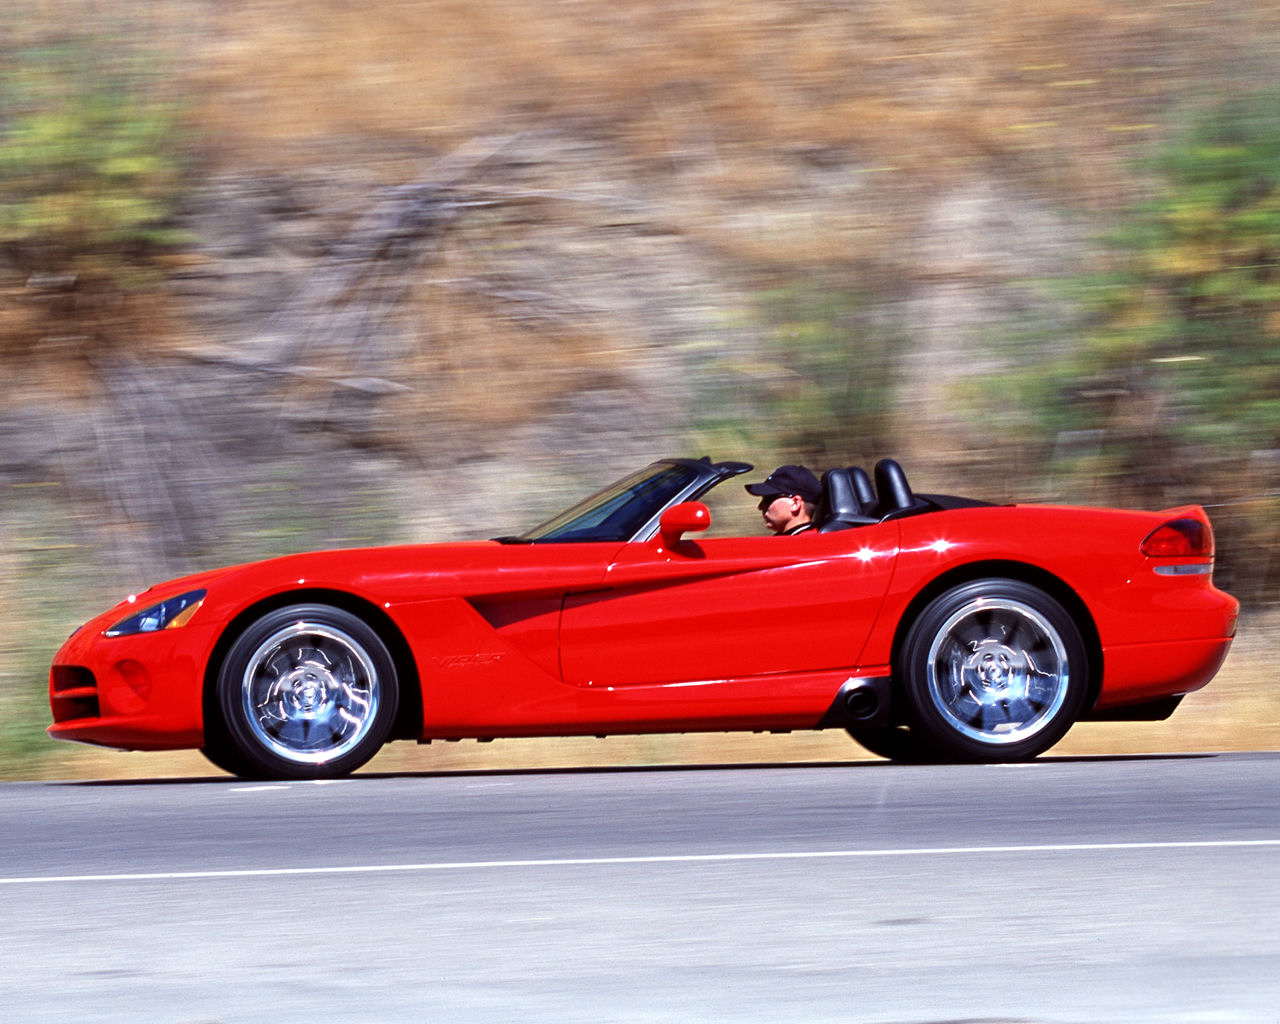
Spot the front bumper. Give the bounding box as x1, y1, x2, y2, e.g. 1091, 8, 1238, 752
48, 620, 216, 751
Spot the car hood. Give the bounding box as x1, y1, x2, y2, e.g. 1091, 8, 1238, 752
183, 538, 623, 624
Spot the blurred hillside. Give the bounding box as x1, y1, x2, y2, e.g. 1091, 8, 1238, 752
4, 0, 1280, 777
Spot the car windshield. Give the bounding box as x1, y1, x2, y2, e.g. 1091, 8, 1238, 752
516, 463, 705, 542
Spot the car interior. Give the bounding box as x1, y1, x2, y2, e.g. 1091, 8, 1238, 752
813, 459, 991, 532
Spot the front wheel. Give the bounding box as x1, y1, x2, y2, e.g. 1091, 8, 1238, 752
899, 579, 1087, 762
213, 604, 399, 780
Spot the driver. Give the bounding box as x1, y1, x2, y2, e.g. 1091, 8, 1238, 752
745, 464, 822, 535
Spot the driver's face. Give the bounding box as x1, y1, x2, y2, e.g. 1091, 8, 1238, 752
759, 493, 803, 534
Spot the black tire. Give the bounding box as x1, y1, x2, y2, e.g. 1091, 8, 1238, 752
213, 604, 399, 780
899, 579, 1087, 762
847, 725, 943, 763
199, 737, 264, 779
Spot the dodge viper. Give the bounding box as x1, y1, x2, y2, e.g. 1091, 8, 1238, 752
49, 457, 1239, 778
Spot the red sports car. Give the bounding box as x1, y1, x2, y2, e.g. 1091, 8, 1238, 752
49, 457, 1239, 778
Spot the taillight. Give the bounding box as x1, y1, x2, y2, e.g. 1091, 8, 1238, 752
1141, 518, 1213, 558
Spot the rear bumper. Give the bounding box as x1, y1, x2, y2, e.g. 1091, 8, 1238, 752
1094, 634, 1234, 711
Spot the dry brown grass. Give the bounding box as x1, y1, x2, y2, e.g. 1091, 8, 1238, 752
184, 1, 1279, 193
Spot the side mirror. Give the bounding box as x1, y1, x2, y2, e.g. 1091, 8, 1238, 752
658, 501, 711, 548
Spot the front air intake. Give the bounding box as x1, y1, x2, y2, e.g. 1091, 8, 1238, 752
50, 666, 100, 722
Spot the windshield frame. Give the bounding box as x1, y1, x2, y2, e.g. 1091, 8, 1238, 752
510, 458, 752, 543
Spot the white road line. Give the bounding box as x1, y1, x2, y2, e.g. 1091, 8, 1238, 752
3, 838, 1279, 887
229, 780, 348, 792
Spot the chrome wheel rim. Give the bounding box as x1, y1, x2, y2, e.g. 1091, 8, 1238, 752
925, 597, 1070, 746
240, 620, 381, 765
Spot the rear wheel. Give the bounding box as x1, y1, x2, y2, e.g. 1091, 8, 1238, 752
899, 579, 1087, 762
213, 604, 399, 780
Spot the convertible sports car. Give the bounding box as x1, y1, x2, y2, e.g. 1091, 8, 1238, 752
49, 457, 1238, 778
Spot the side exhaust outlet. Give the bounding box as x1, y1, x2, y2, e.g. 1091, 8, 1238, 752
844, 686, 880, 720
816, 676, 893, 730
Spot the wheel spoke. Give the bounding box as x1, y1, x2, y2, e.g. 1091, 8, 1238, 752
1003, 695, 1034, 727
951, 614, 993, 651
977, 700, 1004, 733
952, 690, 984, 727
1003, 614, 1038, 653
1025, 663, 1063, 707
268, 714, 305, 747
341, 683, 371, 713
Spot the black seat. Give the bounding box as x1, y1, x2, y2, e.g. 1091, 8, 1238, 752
816, 469, 877, 532
872, 458, 930, 520
849, 466, 876, 509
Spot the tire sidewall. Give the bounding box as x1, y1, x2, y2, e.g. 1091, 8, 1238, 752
215, 603, 399, 780
900, 579, 1087, 762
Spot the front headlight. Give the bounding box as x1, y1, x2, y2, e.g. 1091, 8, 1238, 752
104, 590, 206, 637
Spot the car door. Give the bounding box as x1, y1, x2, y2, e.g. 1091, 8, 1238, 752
558, 523, 901, 688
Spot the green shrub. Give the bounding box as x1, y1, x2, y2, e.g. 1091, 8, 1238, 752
1020, 93, 1280, 463
0, 41, 188, 287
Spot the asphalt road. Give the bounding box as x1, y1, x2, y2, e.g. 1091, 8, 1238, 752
2, 752, 1279, 1024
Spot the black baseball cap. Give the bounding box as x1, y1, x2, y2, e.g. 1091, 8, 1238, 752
744, 464, 821, 504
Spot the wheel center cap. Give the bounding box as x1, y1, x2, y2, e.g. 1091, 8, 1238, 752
284, 662, 335, 716
965, 641, 1026, 701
